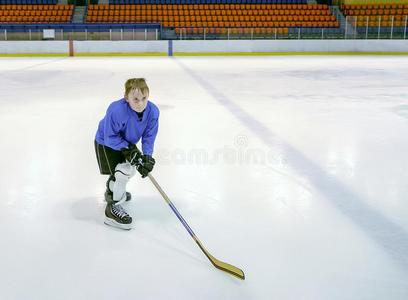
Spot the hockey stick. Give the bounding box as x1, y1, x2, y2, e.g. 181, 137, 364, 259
147, 173, 245, 280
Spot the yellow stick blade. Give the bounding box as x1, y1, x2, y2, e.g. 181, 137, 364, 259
196, 240, 245, 280
208, 253, 246, 280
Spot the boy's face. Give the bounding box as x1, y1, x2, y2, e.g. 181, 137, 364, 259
126, 88, 148, 113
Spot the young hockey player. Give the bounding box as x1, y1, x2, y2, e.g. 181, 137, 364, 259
94, 78, 159, 230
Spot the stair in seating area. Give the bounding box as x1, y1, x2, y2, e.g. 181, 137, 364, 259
72, 6, 86, 24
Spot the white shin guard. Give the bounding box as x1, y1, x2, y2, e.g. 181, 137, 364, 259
109, 162, 136, 202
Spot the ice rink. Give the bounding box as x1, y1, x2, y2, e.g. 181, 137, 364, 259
1, 55, 408, 300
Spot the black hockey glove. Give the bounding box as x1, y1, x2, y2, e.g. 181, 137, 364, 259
136, 155, 155, 178
121, 143, 142, 166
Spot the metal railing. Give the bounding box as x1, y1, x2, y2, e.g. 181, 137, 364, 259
344, 15, 408, 40
0, 15, 407, 40
0, 27, 160, 40
174, 15, 408, 40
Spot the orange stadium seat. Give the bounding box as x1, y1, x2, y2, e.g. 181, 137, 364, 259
83, 3, 339, 35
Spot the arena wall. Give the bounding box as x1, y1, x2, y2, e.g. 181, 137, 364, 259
0, 40, 408, 55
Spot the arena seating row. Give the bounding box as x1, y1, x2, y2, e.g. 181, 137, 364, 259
94, 4, 326, 10
86, 4, 338, 28
341, 3, 408, 28
0, 2, 339, 31
0, 4, 73, 23
341, 3, 408, 17
0, 16, 70, 22
343, 7, 408, 16
87, 11, 334, 17
349, 15, 407, 27
0, 0, 57, 4
109, 0, 307, 4
0, 23, 160, 31
175, 27, 289, 34
0, 4, 72, 9
0, 10, 71, 14
88, 19, 338, 27
176, 26, 355, 36
341, 4, 408, 11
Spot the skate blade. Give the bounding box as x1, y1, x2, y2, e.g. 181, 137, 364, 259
104, 218, 132, 230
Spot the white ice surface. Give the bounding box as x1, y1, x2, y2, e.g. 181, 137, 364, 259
0, 56, 408, 300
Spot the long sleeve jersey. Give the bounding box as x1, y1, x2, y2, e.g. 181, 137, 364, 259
95, 98, 160, 156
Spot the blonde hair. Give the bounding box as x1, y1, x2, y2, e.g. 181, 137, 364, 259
124, 78, 149, 99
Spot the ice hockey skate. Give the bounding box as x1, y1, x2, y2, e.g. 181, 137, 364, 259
104, 201, 132, 230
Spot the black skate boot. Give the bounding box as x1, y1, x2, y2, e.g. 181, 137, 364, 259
104, 202, 133, 230
105, 175, 132, 202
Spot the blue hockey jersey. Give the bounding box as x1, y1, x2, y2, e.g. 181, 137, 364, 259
95, 98, 159, 156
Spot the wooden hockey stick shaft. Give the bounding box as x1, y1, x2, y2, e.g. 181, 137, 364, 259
147, 173, 245, 280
